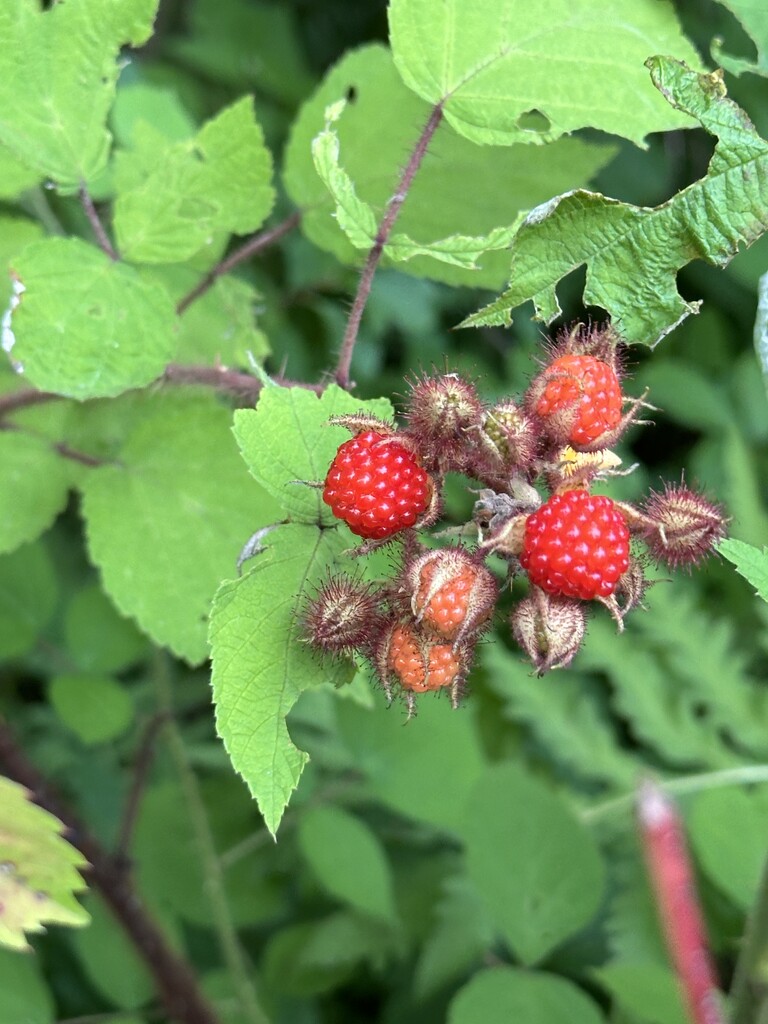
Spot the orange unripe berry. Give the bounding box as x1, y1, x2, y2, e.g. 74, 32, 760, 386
386, 623, 461, 692
405, 546, 498, 643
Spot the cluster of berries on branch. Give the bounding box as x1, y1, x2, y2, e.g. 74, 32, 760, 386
304, 323, 727, 714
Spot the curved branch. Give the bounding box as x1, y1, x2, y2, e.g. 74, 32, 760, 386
334, 102, 444, 390
0, 719, 221, 1024
176, 212, 302, 315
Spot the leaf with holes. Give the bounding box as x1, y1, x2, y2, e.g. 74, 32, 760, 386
389, 0, 699, 146
0, 0, 159, 190
285, 45, 617, 289
463, 59, 768, 346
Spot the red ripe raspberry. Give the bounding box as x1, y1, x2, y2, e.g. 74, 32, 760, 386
387, 624, 460, 692
323, 431, 431, 540
520, 490, 630, 600
533, 354, 622, 446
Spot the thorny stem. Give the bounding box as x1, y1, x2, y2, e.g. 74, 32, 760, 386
79, 184, 119, 261
731, 852, 768, 1024
637, 779, 725, 1024
175, 212, 302, 315
0, 364, 324, 426
153, 654, 269, 1024
0, 718, 222, 1024
162, 362, 323, 398
334, 101, 444, 390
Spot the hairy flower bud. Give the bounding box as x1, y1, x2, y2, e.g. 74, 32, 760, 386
403, 371, 484, 473
640, 482, 727, 569
469, 400, 539, 486
510, 587, 587, 674
302, 574, 383, 656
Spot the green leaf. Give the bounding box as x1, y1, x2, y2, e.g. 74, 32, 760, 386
0, 0, 159, 190
114, 96, 274, 263
81, 391, 280, 664
312, 101, 522, 269
49, 674, 134, 746
0, 147, 39, 200
593, 963, 687, 1024
464, 59, 768, 346
448, 967, 605, 1024
633, 583, 768, 757
63, 583, 149, 674
579, 618, 737, 771
689, 785, 768, 911
720, 425, 768, 545
285, 45, 616, 288
0, 431, 74, 555
9, 238, 177, 400
0, 777, 88, 952
389, 0, 699, 147
209, 523, 353, 836
482, 644, 639, 787
112, 83, 197, 148
0, 539, 58, 661
718, 537, 768, 602
462, 765, 605, 964
711, 1, 768, 77
233, 384, 393, 525
261, 920, 366, 997
414, 874, 494, 999
0, 947, 54, 1024
298, 806, 398, 923
336, 696, 488, 834
134, 780, 285, 929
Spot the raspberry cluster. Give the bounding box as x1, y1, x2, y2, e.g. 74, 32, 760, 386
303, 323, 727, 713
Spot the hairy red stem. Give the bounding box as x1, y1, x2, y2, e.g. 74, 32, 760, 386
176, 212, 302, 315
79, 184, 119, 261
334, 102, 444, 390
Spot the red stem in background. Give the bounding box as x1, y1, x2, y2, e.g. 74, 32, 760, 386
334, 102, 444, 390
637, 778, 725, 1024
